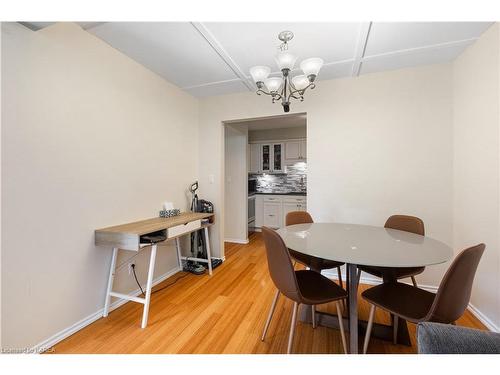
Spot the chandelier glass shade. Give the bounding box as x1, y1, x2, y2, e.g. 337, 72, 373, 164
249, 31, 323, 112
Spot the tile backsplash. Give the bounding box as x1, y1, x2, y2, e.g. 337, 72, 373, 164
250, 162, 307, 193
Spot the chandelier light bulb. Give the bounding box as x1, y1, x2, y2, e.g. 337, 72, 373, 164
265, 77, 283, 92
249, 66, 271, 84
275, 51, 297, 71
292, 75, 310, 90
300, 57, 324, 78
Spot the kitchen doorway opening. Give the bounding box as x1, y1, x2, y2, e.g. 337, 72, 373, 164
223, 113, 307, 245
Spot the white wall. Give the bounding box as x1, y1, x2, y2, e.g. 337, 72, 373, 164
1, 22, 199, 349
224, 125, 248, 242
452, 23, 500, 330
199, 63, 453, 288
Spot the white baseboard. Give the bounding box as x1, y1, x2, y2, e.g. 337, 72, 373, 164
224, 238, 249, 244
468, 303, 500, 332
323, 269, 498, 333
31, 266, 182, 353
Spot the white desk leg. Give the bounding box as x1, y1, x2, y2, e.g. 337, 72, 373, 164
175, 238, 183, 270
141, 244, 157, 328
103, 247, 118, 317
204, 227, 212, 276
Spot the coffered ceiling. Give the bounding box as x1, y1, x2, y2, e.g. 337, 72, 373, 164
21, 22, 493, 98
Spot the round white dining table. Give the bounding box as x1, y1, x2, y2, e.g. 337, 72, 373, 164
276, 222, 453, 354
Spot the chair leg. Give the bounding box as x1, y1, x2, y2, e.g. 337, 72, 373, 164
356, 269, 362, 288
287, 302, 299, 354
335, 301, 348, 354
393, 315, 399, 345
312, 305, 316, 329
411, 276, 418, 287
337, 267, 343, 289
363, 304, 376, 354
261, 289, 280, 341
337, 267, 346, 310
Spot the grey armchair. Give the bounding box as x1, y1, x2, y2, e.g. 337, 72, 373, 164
417, 322, 500, 354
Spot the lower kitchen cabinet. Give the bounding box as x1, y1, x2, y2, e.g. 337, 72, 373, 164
254, 194, 306, 230
263, 202, 281, 228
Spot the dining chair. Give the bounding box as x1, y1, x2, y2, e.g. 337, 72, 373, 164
361, 243, 485, 354
357, 215, 426, 287
260, 226, 348, 354
285, 211, 346, 317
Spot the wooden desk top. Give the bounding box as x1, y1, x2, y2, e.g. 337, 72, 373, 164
95, 212, 214, 236
95, 212, 215, 251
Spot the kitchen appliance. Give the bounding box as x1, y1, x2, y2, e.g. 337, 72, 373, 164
248, 178, 257, 195
248, 195, 256, 232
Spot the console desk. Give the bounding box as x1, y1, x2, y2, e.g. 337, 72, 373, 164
95, 212, 215, 328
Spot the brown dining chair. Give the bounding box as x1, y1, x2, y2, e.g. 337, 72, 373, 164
260, 226, 348, 354
361, 243, 485, 354
285, 211, 346, 318
357, 215, 426, 287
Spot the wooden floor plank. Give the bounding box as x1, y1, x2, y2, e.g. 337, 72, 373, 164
51, 232, 486, 354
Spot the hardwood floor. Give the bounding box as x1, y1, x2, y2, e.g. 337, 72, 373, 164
52, 232, 486, 354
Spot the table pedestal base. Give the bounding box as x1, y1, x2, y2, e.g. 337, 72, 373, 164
299, 305, 411, 348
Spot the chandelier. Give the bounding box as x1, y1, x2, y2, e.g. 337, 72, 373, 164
249, 31, 324, 113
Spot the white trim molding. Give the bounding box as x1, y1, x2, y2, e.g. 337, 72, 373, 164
31, 266, 182, 353
323, 269, 499, 333
224, 238, 249, 244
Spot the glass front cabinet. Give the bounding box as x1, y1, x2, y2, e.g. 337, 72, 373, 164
260, 143, 284, 173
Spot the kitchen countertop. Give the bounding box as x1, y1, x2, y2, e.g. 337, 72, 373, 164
252, 192, 307, 196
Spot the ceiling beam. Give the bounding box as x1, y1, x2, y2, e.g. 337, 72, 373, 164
190, 22, 254, 91
351, 22, 372, 77
362, 37, 478, 60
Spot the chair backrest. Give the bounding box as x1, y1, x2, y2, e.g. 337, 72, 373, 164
261, 226, 301, 302
427, 243, 485, 323
286, 211, 313, 226
384, 215, 425, 236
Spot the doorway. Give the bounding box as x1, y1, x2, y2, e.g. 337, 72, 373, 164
223, 113, 307, 244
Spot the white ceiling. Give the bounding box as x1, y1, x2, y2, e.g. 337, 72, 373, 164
22, 22, 493, 98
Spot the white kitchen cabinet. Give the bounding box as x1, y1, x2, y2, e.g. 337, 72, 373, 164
272, 143, 284, 172
249, 143, 261, 173
300, 139, 307, 160
285, 141, 301, 160
254, 195, 306, 230
263, 202, 281, 228
284, 139, 307, 162
260, 143, 284, 173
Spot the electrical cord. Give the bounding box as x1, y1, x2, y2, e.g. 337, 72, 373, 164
131, 264, 146, 296
131, 264, 188, 297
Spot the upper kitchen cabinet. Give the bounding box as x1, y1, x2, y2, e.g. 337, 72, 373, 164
284, 139, 307, 162
261, 142, 284, 173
